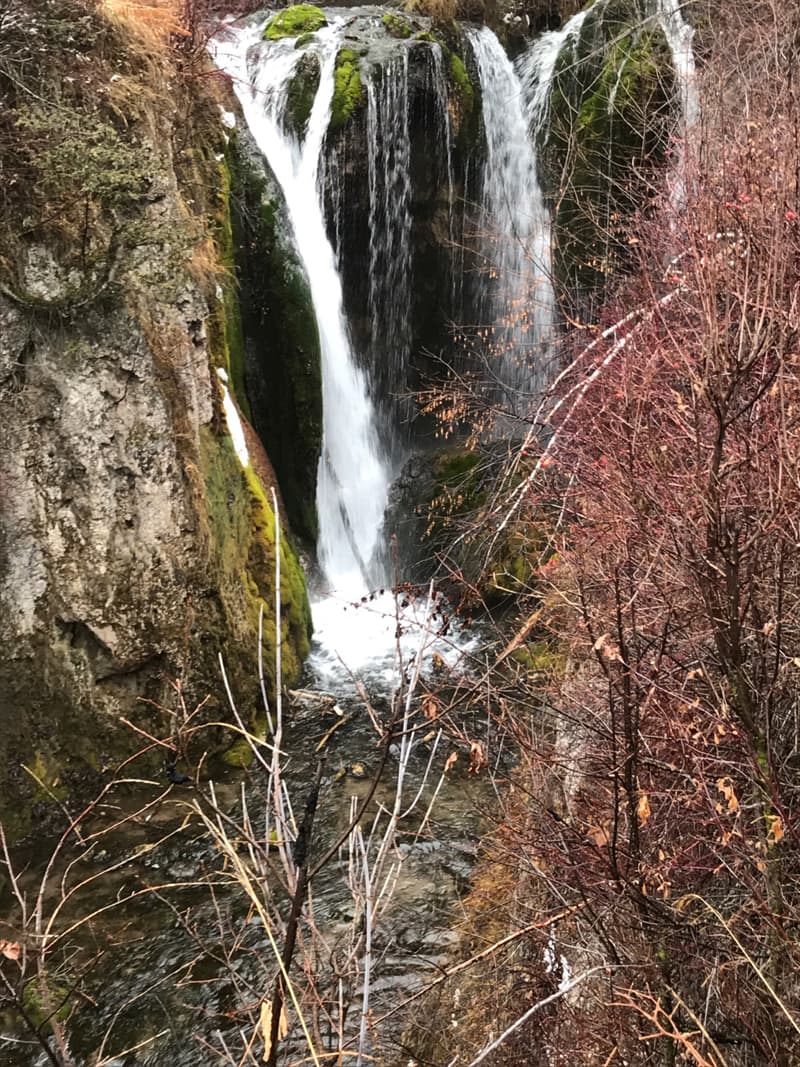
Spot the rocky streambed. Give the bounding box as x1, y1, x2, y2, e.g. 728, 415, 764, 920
1, 596, 492, 1066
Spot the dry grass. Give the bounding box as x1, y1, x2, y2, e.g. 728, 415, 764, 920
405, 0, 460, 24
187, 236, 227, 298
101, 0, 188, 44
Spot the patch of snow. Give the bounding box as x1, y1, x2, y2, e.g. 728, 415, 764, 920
216, 368, 249, 466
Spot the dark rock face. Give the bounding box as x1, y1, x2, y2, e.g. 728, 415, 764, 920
316, 14, 485, 450
229, 127, 324, 546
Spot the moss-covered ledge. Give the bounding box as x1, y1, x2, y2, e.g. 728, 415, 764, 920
330, 48, 365, 131
199, 422, 312, 692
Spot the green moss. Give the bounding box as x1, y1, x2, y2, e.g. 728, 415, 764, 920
414, 30, 437, 42
200, 428, 312, 698
383, 12, 413, 37
443, 45, 479, 151
3, 105, 157, 307
22, 978, 70, 1028
330, 48, 364, 131
295, 31, 314, 49
264, 4, 327, 41
510, 640, 565, 676
221, 717, 268, 768
448, 53, 474, 109
484, 528, 538, 601
244, 463, 312, 679
23, 751, 69, 805
422, 449, 486, 560
438, 451, 481, 481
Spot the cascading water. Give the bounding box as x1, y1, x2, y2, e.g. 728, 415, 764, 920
214, 21, 476, 688
516, 9, 587, 138
366, 51, 413, 442
656, 0, 700, 132
467, 27, 556, 410
428, 43, 460, 315
215, 24, 390, 600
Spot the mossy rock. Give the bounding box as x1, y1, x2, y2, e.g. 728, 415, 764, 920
448, 52, 474, 110
22, 750, 69, 805
330, 48, 364, 131
418, 448, 488, 573
286, 51, 321, 139
264, 4, 327, 41
0, 1, 314, 836
417, 447, 557, 605
484, 529, 538, 601
442, 39, 480, 151
22, 977, 71, 1028
383, 12, 413, 38
221, 717, 268, 768
538, 0, 674, 315
510, 639, 565, 677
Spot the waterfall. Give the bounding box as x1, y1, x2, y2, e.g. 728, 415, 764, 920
516, 10, 587, 138
467, 27, 556, 409
366, 51, 413, 443
214, 24, 390, 598
656, 0, 700, 133
429, 43, 460, 315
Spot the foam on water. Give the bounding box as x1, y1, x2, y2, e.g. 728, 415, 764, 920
308, 588, 480, 693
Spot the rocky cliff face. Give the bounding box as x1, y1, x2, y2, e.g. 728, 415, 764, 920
0, 0, 311, 831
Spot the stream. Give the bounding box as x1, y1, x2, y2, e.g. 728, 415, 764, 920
2, 584, 491, 1067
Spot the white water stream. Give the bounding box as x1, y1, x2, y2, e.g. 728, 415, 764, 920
656, 0, 700, 212
516, 9, 588, 137
467, 27, 556, 408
